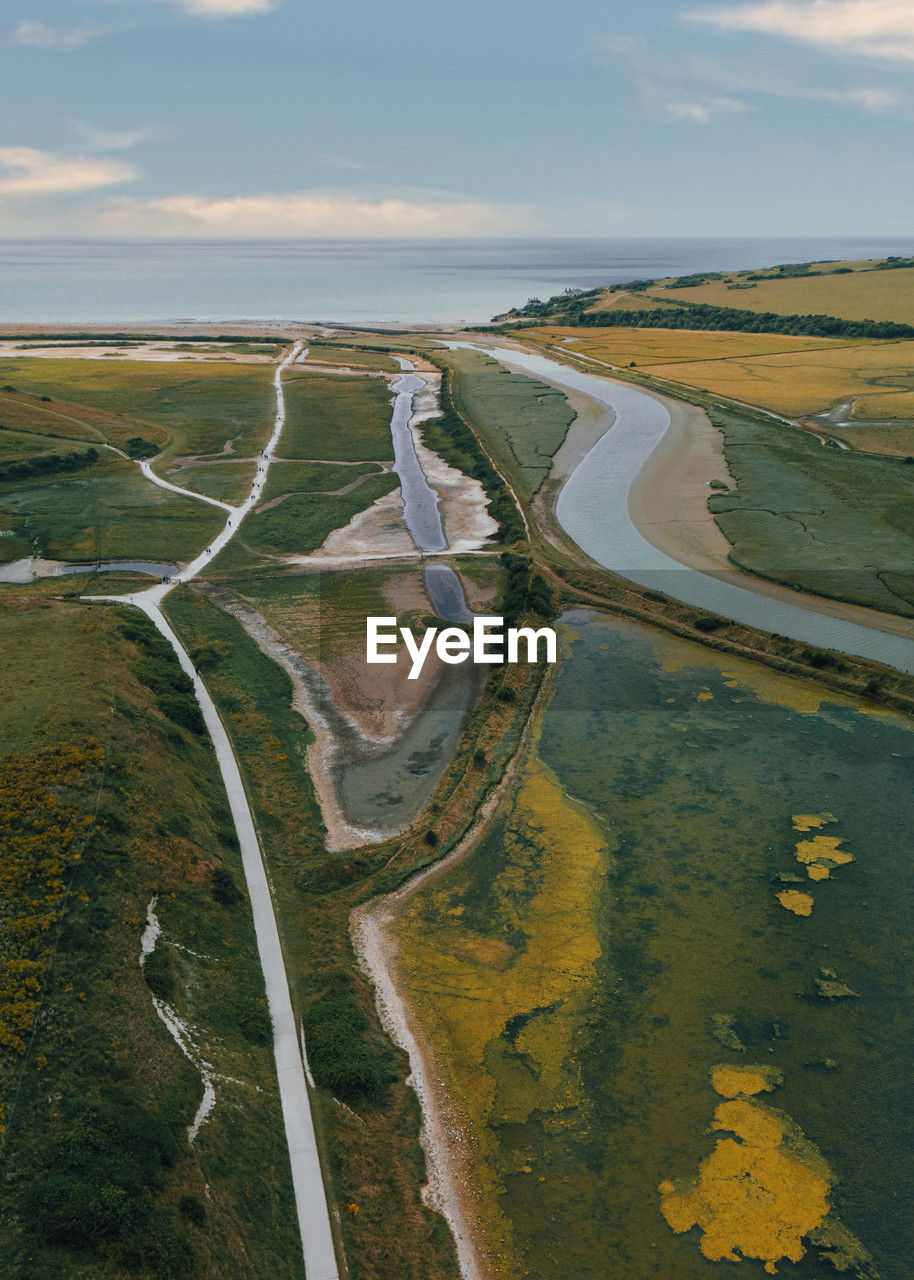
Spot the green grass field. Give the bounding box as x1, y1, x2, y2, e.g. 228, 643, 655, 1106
709, 405, 914, 615
443, 348, 576, 496
163, 459, 257, 505
0, 450, 223, 564
280, 372, 394, 461
0, 359, 276, 461
242, 473, 399, 557
305, 342, 401, 372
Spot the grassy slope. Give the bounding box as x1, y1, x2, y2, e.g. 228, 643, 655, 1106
0, 450, 224, 564
0, 593, 303, 1280
0, 358, 290, 564
0, 359, 276, 462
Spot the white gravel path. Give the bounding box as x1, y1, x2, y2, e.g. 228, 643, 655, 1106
88, 342, 341, 1280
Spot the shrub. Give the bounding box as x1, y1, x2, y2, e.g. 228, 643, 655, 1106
212, 864, 243, 905
228, 994, 272, 1047
304, 989, 395, 1106
28, 1094, 178, 1254
179, 1194, 207, 1228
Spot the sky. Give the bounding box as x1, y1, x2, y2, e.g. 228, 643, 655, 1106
1, 0, 913, 237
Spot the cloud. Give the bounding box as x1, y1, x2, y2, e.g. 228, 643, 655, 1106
644, 86, 750, 123
12, 21, 100, 49
92, 0, 278, 16
100, 191, 513, 237
73, 123, 157, 152
318, 153, 380, 174
687, 1, 914, 62
177, 0, 277, 14
0, 147, 137, 196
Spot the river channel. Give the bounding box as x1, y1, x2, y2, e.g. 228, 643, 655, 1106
312, 358, 483, 838
478, 345, 914, 676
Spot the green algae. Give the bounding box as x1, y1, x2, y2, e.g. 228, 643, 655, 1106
393, 611, 914, 1278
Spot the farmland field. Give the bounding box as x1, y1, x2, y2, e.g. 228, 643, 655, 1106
526, 326, 914, 422
648, 263, 914, 326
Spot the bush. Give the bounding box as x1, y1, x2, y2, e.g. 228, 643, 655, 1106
304, 989, 395, 1106
212, 864, 243, 905
227, 993, 272, 1047
693, 615, 725, 633
179, 1193, 207, 1228
125, 436, 159, 459
28, 1094, 178, 1255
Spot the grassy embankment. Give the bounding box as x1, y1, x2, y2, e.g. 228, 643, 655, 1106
0, 588, 305, 1280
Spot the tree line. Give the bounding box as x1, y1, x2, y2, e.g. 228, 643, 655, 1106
0, 446, 99, 484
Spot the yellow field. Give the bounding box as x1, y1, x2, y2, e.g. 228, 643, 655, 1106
530, 326, 848, 367
647, 264, 914, 326
528, 326, 914, 425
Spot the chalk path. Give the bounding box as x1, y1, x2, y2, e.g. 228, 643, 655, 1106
89, 342, 340, 1280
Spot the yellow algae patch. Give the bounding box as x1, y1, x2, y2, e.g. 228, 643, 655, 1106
777, 889, 814, 916
807, 863, 831, 882
392, 749, 608, 1261
697, 688, 714, 702
792, 813, 836, 832
660, 1097, 832, 1274
795, 835, 853, 868
711, 1064, 783, 1099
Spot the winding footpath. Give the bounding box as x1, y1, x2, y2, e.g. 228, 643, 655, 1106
89, 343, 340, 1280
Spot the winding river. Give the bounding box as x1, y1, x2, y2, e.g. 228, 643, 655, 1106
478, 345, 914, 676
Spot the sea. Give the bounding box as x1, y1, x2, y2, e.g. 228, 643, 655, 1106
2, 236, 914, 328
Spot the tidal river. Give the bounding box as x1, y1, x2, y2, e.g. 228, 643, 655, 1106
478, 345, 914, 676
318, 357, 483, 838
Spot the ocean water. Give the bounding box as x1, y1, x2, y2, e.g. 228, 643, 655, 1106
3, 236, 914, 327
